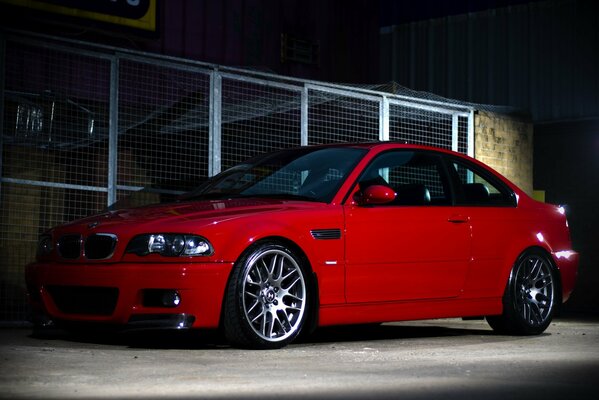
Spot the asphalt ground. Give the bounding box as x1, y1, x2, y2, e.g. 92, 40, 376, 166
1, 315, 598, 399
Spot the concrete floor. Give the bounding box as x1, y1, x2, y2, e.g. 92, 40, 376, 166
1, 316, 598, 399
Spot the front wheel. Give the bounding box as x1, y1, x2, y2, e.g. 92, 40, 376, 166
487, 249, 558, 335
224, 242, 310, 349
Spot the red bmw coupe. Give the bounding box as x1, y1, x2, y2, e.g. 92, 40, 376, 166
26, 143, 578, 348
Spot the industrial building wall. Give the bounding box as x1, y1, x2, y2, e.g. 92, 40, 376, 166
379, 0, 599, 124
0, 0, 381, 85
534, 121, 599, 312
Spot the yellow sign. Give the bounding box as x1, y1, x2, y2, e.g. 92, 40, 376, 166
532, 190, 546, 203
1, 0, 157, 32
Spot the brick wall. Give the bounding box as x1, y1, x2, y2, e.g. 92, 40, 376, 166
474, 111, 534, 195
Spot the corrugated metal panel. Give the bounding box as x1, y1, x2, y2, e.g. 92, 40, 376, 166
144, 0, 379, 84
380, 0, 599, 123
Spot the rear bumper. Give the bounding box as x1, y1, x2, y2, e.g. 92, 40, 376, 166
25, 261, 234, 329
552, 250, 579, 303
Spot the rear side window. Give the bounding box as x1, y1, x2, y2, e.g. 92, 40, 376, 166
449, 159, 516, 207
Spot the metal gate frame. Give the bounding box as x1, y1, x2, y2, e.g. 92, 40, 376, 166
0, 30, 474, 321
0, 30, 474, 208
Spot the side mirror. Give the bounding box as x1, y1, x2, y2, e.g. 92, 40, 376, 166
355, 185, 396, 206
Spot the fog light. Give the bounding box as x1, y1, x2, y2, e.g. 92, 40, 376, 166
161, 290, 181, 307
142, 289, 181, 308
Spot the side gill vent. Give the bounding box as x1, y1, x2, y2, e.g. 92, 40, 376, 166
310, 229, 342, 240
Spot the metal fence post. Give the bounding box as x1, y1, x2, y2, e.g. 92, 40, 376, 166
107, 56, 119, 206
209, 70, 222, 176
380, 96, 389, 142
467, 110, 475, 158
301, 85, 308, 146
0, 34, 5, 199
451, 114, 459, 152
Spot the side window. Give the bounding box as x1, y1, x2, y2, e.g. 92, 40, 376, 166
359, 151, 451, 206
450, 160, 515, 207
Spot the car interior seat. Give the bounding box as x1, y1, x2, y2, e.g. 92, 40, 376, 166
394, 183, 431, 205
462, 183, 490, 204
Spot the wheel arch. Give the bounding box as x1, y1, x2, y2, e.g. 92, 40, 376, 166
218, 235, 321, 335
498, 230, 560, 290
487, 244, 562, 335
508, 245, 563, 307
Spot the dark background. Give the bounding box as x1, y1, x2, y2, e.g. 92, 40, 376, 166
1, 0, 597, 313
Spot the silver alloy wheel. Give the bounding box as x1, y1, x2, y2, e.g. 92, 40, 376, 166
513, 254, 555, 327
241, 248, 307, 342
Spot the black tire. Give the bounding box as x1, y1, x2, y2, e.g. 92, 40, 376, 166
223, 242, 310, 349
487, 249, 558, 335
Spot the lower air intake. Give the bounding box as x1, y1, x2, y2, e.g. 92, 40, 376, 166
47, 285, 119, 316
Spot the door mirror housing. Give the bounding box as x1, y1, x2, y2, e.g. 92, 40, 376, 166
355, 185, 396, 206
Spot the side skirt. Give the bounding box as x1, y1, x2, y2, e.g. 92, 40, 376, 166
318, 297, 502, 327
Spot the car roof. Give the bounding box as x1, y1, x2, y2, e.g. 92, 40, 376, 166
300, 141, 467, 157
299, 141, 522, 194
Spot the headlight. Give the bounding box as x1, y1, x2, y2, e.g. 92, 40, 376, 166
36, 234, 54, 257
126, 234, 213, 257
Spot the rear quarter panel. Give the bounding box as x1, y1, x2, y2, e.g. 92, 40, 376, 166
474, 197, 577, 303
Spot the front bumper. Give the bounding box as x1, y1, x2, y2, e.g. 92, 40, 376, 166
25, 261, 234, 329
126, 313, 196, 330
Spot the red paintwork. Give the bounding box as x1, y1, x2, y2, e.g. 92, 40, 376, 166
25, 143, 578, 330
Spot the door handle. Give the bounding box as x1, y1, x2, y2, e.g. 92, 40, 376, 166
448, 214, 469, 223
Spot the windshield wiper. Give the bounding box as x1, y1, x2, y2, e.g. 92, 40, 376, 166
177, 192, 243, 201
237, 193, 321, 202
179, 192, 321, 203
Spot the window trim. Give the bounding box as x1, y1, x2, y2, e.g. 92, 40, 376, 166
343, 149, 453, 207
442, 155, 517, 208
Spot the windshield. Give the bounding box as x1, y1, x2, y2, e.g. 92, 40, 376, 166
182, 147, 367, 203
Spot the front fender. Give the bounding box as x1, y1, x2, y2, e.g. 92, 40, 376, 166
205, 213, 346, 306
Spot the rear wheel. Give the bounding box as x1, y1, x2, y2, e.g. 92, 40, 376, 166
224, 242, 310, 349
487, 249, 557, 335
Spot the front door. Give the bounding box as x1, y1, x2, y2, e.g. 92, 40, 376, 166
343, 150, 471, 303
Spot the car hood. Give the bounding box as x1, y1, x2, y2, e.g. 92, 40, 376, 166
59, 198, 324, 234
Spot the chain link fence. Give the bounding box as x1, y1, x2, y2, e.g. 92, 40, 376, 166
0, 31, 473, 322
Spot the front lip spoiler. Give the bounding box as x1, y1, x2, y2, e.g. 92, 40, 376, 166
28, 313, 196, 335
125, 313, 196, 331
